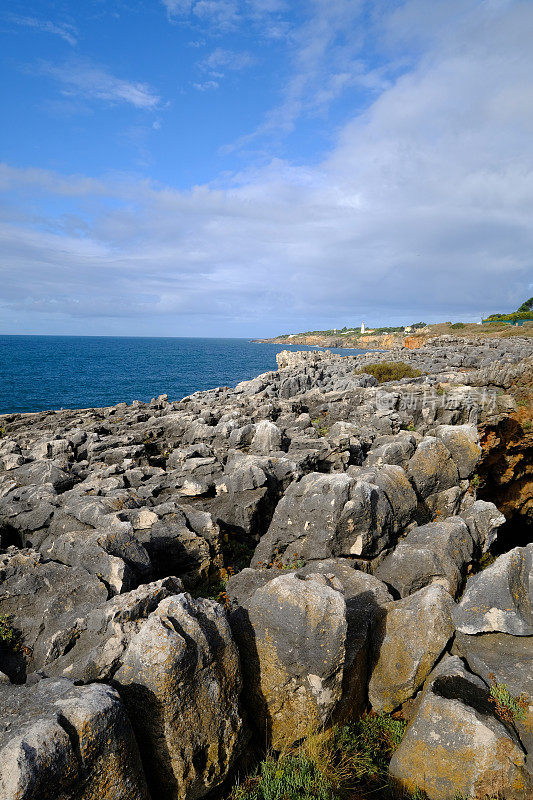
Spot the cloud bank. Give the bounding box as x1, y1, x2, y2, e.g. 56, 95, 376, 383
1, 0, 532, 335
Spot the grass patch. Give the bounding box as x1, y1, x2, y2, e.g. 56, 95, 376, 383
230, 714, 408, 800
356, 362, 422, 383
488, 676, 529, 726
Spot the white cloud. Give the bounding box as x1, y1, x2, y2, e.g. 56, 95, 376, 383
163, 0, 241, 30
201, 48, 254, 74
37, 59, 161, 110
8, 14, 78, 46
192, 79, 219, 91
2, 0, 533, 334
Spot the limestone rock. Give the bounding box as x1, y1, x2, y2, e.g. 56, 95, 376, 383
459, 499, 506, 553
453, 544, 533, 635
0, 549, 108, 679
113, 593, 244, 800
434, 423, 482, 479
375, 517, 475, 598
230, 572, 366, 747
407, 437, 459, 499
389, 656, 532, 799
251, 468, 413, 567
368, 585, 455, 712
0, 678, 149, 800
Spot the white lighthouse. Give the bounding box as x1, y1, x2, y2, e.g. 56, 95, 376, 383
361, 322, 366, 334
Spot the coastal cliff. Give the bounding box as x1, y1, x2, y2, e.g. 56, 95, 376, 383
0, 335, 532, 800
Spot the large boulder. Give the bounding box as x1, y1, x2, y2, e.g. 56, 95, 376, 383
251, 469, 412, 567
39, 529, 151, 595
407, 437, 459, 499
42, 577, 182, 682
453, 631, 533, 773
113, 593, 244, 800
459, 499, 506, 553
33, 580, 243, 800
368, 585, 455, 712
230, 572, 367, 748
250, 420, 283, 454
453, 544, 533, 635
389, 656, 532, 799
375, 517, 475, 598
0, 678, 149, 800
434, 424, 482, 479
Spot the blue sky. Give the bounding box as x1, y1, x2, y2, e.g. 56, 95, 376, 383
1, 0, 532, 336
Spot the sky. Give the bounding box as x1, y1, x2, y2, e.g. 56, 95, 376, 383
1, 0, 532, 337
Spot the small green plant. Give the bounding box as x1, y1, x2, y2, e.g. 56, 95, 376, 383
488, 675, 529, 725
356, 362, 422, 383
436, 386, 445, 396
405, 422, 416, 431
450, 322, 466, 329
523, 420, 532, 431
470, 474, 480, 490
0, 614, 21, 651
311, 415, 329, 437
0, 426, 5, 438
478, 551, 497, 571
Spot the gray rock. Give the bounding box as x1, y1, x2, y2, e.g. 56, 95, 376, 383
0, 678, 149, 800
368, 584, 455, 712
113, 593, 243, 800
230, 572, 366, 748
0, 549, 108, 678
250, 420, 283, 454
40, 529, 151, 595
389, 656, 532, 800
434, 423, 482, 479
460, 499, 506, 553
252, 469, 409, 567
453, 544, 533, 635
407, 437, 459, 499
375, 517, 475, 598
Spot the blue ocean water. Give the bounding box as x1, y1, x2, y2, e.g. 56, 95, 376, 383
0, 336, 370, 415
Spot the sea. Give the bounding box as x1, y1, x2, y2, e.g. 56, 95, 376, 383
0, 336, 370, 415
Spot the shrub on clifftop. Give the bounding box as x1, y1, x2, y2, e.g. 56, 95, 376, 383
356, 362, 422, 383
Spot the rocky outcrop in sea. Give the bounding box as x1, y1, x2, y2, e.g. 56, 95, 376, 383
0, 335, 531, 800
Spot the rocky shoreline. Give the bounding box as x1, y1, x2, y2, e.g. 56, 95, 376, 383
0, 335, 532, 800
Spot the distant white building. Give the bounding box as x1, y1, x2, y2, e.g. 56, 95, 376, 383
361, 322, 366, 333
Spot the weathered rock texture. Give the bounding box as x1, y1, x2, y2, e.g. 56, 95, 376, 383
0, 334, 531, 799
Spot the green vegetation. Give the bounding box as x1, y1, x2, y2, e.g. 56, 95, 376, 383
450, 322, 466, 329
231, 715, 408, 800
477, 551, 497, 572
488, 676, 529, 726
469, 474, 480, 490
311, 417, 329, 437
0, 614, 21, 651
485, 311, 533, 322
518, 296, 533, 312
356, 362, 422, 383
484, 297, 533, 323
277, 322, 428, 338
0, 426, 5, 438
